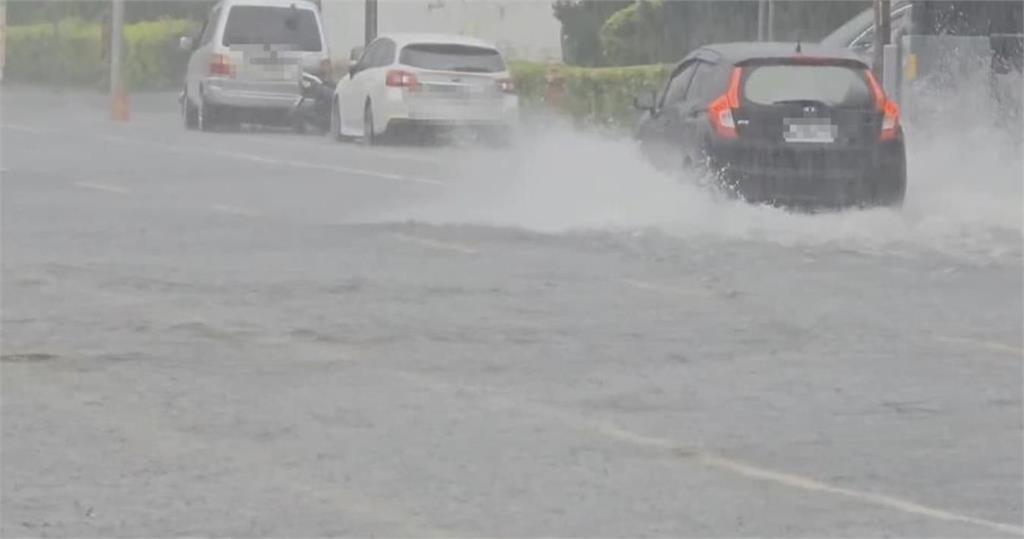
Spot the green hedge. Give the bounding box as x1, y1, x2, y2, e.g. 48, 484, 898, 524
511, 61, 670, 128
5, 18, 197, 90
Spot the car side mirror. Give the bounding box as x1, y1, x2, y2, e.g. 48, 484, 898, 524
350, 46, 364, 63
179, 36, 195, 52
633, 90, 657, 112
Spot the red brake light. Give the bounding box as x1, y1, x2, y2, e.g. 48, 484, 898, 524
498, 78, 516, 94
209, 54, 234, 77
880, 99, 901, 141
386, 70, 420, 91
708, 67, 743, 139
865, 70, 901, 141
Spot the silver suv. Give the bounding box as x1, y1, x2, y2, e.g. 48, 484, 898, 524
179, 0, 330, 131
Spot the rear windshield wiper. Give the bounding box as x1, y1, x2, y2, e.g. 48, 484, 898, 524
451, 66, 491, 73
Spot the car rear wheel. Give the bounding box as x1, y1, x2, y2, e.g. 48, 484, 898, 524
330, 97, 344, 142
868, 158, 907, 208
362, 102, 376, 146
182, 92, 199, 130
197, 99, 218, 132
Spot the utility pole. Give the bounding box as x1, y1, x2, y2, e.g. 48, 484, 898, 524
365, 0, 378, 45
872, 0, 891, 81
757, 0, 767, 41
110, 0, 129, 121
0, 0, 6, 84
757, 0, 775, 42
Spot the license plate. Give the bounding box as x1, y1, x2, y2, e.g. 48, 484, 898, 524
783, 119, 836, 143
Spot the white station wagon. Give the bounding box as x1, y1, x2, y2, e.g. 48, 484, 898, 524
330, 33, 520, 144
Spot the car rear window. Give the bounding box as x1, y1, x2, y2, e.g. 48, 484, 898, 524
399, 44, 505, 73
222, 6, 322, 52
742, 64, 874, 108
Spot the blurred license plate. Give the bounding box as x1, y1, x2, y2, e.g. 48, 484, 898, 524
783, 120, 836, 143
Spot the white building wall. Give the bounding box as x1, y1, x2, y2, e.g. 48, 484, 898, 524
321, 0, 562, 63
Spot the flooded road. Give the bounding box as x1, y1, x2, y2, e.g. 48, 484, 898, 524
2, 87, 1021, 536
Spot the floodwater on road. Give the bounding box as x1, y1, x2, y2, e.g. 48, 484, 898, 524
2, 87, 1021, 537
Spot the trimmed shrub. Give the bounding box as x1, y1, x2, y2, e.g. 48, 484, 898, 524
510, 61, 670, 128
5, 18, 198, 90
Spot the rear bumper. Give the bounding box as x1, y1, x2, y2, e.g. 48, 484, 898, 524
709, 139, 907, 208
381, 89, 519, 131
202, 78, 301, 110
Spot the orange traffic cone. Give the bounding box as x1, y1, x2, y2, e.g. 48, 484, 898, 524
112, 85, 130, 122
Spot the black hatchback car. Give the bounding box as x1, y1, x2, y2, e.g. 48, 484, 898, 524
634, 42, 906, 209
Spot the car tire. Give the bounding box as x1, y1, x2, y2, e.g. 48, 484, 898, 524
362, 101, 377, 146
330, 97, 345, 142
870, 158, 907, 208
183, 92, 199, 130
198, 98, 218, 132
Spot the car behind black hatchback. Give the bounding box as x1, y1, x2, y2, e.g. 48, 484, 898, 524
634, 42, 906, 209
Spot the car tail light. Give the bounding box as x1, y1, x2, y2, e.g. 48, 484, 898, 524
209, 54, 234, 77
386, 70, 420, 91
498, 78, 516, 94
866, 70, 901, 141
707, 67, 743, 139
880, 99, 901, 141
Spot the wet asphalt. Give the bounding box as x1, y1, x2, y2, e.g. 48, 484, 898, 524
2, 87, 1022, 537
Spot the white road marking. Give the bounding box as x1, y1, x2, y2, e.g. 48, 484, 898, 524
698, 454, 1024, 536
391, 233, 478, 254
73, 182, 129, 194
210, 204, 260, 217
247, 133, 444, 165
619, 277, 710, 298
934, 336, 1024, 357
397, 371, 1024, 537
3, 124, 63, 134
98, 134, 445, 187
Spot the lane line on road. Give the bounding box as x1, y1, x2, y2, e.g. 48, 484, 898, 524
246, 133, 445, 165
97, 134, 446, 187
391, 233, 479, 255
933, 336, 1024, 357
396, 371, 1024, 537
210, 203, 261, 217
619, 277, 711, 298
73, 181, 129, 194
3, 123, 64, 134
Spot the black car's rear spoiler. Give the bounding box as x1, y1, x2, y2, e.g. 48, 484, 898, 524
736, 57, 870, 70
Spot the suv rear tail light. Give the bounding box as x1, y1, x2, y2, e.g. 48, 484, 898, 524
209, 54, 235, 77
866, 70, 902, 141
498, 78, 516, 94
386, 70, 420, 91
708, 67, 743, 139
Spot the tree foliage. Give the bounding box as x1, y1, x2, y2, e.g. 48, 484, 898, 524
557, 0, 870, 67
599, 0, 669, 66
553, 0, 632, 66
